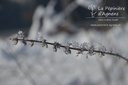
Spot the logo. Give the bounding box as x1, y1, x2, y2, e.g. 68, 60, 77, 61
88, 4, 97, 18
86, 4, 125, 27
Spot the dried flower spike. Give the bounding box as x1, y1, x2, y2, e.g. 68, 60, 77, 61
9, 31, 128, 63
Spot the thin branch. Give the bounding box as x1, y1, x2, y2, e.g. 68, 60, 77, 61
10, 38, 128, 62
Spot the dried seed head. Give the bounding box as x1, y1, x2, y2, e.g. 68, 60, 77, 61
81, 42, 89, 49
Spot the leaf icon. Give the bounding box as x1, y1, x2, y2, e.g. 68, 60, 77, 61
88, 4, 96, 11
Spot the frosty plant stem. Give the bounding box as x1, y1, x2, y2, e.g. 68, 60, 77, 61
10, 31, 128, 63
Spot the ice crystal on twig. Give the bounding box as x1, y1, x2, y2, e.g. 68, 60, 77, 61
18, 30, 25, 39
72, 41, 80, 48
37, 32, 43, 41
88, 45, 95, 56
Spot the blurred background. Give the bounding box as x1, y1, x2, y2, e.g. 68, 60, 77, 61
1, 0, 127, 37
0, 0, 128, 85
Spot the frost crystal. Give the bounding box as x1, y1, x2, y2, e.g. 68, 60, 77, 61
37, 32, 43, 41
98, 43, 106, 52
88, 45, 95, 56
72, 41, 80, 48
80, 42, 89, 49
18, 30, 25, 38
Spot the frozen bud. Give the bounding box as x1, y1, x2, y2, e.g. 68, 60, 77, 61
98, 43, 106, 52
64, 46, 71, 54
18, 30, 25, 38
55, 42, 61, 48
